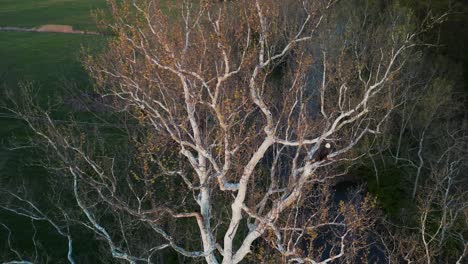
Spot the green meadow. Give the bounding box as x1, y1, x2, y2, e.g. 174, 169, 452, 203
0, 1, 109, 261
0, 32, 103, 90
0, 0, 108, 170
0, 0, 108, 30
0, 31, 105, 175
0, 0, 108, 87
0, 6, 107, 245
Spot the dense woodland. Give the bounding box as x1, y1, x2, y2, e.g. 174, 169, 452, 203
0, 0, 467, 263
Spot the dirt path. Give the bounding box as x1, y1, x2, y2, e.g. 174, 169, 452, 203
0, 24, 100, 35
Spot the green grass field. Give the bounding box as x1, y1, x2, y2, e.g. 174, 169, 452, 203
0, 0, 108, 154
0, 0, 108, 30
0, 1, 107, 183
0, 0, 108, 90
0, 32, 104, 90
0, 31, 105, 172
0, 2, 110, 261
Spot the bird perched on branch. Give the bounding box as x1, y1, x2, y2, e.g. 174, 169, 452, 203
313, 142, 334, 162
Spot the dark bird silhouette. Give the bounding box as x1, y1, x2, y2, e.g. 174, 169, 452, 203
313, 142, 333, 162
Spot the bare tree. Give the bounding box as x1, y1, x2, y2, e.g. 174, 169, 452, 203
2, 0, 451, 263
381, 128, 467, 264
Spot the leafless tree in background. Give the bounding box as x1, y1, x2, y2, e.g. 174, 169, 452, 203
1, 0, 456, 263
381, 128, 467, 264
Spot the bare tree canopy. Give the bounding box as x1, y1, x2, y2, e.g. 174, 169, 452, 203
1, 0, 466, 263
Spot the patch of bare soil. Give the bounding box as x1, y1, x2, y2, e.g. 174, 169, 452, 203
0, 24, 99, 35
36, 24, 74, 33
